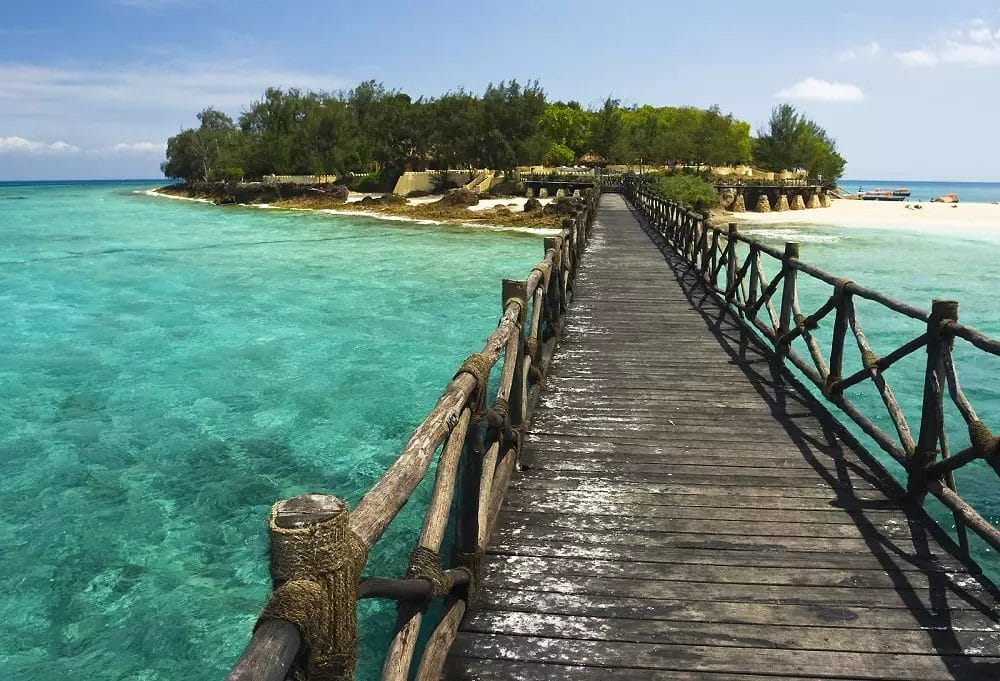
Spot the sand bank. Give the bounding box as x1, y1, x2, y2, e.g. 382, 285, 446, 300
140, 189, 560, 235
732, 199, 1000, 235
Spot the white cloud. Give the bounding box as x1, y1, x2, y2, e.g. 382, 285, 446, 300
0, 60, 345, 119
0, 136, 81, 154
895, 49, 940, 66
0, 136, 167, 156
774, 78, 865, 103
103, 141, 168, 154
840, 41, 881, 61
895, 19, 1000, 66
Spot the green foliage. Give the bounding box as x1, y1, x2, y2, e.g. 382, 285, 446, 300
543, 142, 576, 167
651, 174, 721, 211
161, 82, 845, 184
754, 104, 846, 180
539, 102, 591, 154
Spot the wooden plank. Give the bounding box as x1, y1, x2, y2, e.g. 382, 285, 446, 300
501, 489, 908, 520
481, 554, 994, 597
462, 611, 1000, 656
445, 657, 820, 681
495, 510, 923, 540
451, 633, 1000, 680
476, 587, 999, 631
480, 567, 993, 611
486, 540, 963, 572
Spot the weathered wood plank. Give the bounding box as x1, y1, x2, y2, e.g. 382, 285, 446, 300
451, 633, 1000, 680
475, 587, 998, 631
462, 611, 1000, 656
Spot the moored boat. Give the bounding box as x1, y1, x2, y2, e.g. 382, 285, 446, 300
858, 187, 906, 201
932, 193, 959, 203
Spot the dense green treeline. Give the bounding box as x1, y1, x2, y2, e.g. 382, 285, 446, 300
162, 80, 845, 185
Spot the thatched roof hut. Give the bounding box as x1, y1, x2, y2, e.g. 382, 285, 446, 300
578, 151, 608, 168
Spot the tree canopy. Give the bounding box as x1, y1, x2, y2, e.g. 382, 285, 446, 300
162, 82, 845, 183
754, 104, 846, 181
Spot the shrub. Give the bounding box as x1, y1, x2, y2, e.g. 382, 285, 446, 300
543, 142, 575, 167
652, 175, 720, 211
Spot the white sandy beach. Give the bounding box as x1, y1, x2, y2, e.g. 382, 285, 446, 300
732, 199, 1000, 234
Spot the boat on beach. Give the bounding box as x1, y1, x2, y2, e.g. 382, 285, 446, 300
857, 187, 910, 201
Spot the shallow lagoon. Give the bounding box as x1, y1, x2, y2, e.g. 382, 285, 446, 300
0, 181, 541, 678
2, 182, 999, 678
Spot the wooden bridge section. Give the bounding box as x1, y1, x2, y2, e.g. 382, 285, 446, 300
444, 194, 1000, 679
227, 187, 1000, 681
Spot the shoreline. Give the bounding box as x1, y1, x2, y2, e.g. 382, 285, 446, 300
729, 198, 1000, 236
141, 188, 564, 236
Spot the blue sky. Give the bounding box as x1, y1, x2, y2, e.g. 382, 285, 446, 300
1, 0, 998, 180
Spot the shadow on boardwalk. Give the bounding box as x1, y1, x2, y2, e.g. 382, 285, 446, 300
631, 202, 1000, 678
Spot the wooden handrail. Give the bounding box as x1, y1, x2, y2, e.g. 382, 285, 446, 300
621, 177, 1000, 560
225, 184, 606, 680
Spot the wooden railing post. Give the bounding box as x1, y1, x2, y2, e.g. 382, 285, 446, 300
455, 419, 485, 598
777, 242, 800, 361
725, 223, 738, 304
502, 279, 529, 446
698, 217, 710, 276
911, 300, 959, 500
229, 494, 362, 681
543, 236, 565, 330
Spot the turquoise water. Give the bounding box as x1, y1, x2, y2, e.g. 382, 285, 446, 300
0, 181, 542, 679
842, 179, 1000, 203
4, 182, 1000, 679
739, 220, 1000, 579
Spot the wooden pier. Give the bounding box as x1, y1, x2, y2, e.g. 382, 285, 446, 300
444, 194, 1000, 680
227, 185, 1000, 681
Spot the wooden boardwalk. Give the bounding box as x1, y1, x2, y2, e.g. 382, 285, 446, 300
444, 194, 1000, 680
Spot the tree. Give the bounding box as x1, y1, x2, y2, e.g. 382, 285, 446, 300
479, 80, 547, 171
161, 108, 241, 182
754, 104, 845, 180
589, 97, 623, 160
539, 102, 591, 156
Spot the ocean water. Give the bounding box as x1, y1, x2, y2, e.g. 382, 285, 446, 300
842, 179, 1000, 203
0, 181, 543, 679
4, 181, 1000, 679
739, 220, 1000, 580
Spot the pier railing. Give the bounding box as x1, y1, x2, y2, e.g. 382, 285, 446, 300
622, 178, 1000, 557
226, 190, 600, 680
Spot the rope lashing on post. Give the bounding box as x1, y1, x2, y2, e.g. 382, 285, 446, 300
485, 397, 508, 431
504, 296, 527, 322
862, 349, 880, 371
455, 548, 485, 604
456, 352, 493, 419
833, 278, 854, 301
406, 546, 453, 599
793, 312, 819, 332
258, 508, 365, 681
822, 373, 841, 396
532, 262, 551, 286
486, 397, 518, 450
969, 420, 1000, 458
524, 337, 541, 365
